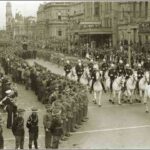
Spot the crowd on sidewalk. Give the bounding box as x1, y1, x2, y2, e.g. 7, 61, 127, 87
0, 48, 89, 149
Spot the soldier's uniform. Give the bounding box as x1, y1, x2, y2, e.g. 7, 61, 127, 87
101, 59, 109, 80
51, 109, 63, 149
12, 108, 25, 149
108, 64, 117, 93
43, 105, 52, 149
116, 60, 125, 76
75, 60, 84, 82
26, 108, 39, 149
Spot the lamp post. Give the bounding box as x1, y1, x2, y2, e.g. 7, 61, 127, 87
127, 9, 131, 66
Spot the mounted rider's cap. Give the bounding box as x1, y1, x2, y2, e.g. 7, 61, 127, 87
110, 63, 115, 68
138, 64, 141, 67
119, 60, 123, 64
103, 59, 106, 62
93, 64, 99, 70
125, 64, 130, 67
90, 59, 93, 62
78, 59, 81, 63
66, 60, 70, 64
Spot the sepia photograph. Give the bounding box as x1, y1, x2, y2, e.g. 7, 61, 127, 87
0, 0, 150, 149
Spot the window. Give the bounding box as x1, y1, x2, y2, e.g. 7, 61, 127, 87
94, 2, 99, 17
145, 2, 148, 18
139, 2, 142, 17
58, 30, 62, 36
58, 12, 61, 20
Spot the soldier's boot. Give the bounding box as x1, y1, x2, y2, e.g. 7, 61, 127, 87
29, 144, 32, 149
34, 140, 38, 149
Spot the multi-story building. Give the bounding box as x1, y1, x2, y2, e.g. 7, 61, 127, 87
6, 2, 36, 42
117, 1, 150, 45
36, 2, 117, 48
36, 2, 69, 41
6, 2, 13, 38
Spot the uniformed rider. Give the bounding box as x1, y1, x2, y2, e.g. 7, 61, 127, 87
64, 60, 72, 77
75, 60, 84, 82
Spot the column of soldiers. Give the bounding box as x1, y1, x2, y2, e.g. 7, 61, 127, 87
0, 52, 89, 149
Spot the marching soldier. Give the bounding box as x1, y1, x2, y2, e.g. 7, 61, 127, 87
64, 60, 72, 77
75, 60, 84, 82
43, 104, 52, 149
26, 107, 39, 149
51, 108, 63, 149
12, 108, 25, 149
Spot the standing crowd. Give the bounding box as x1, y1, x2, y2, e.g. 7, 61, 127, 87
0, 49, 88, 149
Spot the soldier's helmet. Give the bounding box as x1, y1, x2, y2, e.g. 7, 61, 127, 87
110, 63, 115, 68
103, 58, 106, 62
52, 108, 61, 116
17, 108, 25, 114
93, 64, 99, 70
31, 107, 38, 112
66, 60, 70, 64
138, 64, 142, 68
125, 64, 130, 68
119, 60, 123, 64
90, 59, 93, 62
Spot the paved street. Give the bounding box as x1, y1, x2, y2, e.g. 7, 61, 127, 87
25, 58, 150, 149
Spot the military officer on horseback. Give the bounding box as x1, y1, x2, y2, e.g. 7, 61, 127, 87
64, 60, 72, 77
123, 64, 133, 91
75, 60, 84, 82
108, 63, 117, 93
90, 63, 106, 94
101, 58, 109, 80
116, 60, 125, 76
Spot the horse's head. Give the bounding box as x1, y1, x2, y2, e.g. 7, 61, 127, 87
145, 71, 150, 83
117, 75, 125, 86
132, 71, 138, 81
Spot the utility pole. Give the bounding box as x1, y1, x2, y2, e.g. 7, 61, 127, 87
127, 9, 131, 66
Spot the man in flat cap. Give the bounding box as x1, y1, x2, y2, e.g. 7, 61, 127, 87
0, 89, 17, 129
12, 108, 25, 149
26, 107, 39, 149
51, 108, 63, 149
43, 104, 53, 149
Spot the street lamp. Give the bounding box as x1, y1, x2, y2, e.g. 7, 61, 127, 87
127, 28, 131, 66
127, 8, 131, 66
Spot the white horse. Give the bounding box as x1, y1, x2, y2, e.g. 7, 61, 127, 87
139, 72, 148, 102
67, 67, 78, 81
112, 75, 125, 105
125, 71, 138, 104
143, 71, 150, 113
80, 67, 91, 85
90, 70, 103, 107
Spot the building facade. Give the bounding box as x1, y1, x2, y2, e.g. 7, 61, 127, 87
117, 1, 150, 45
